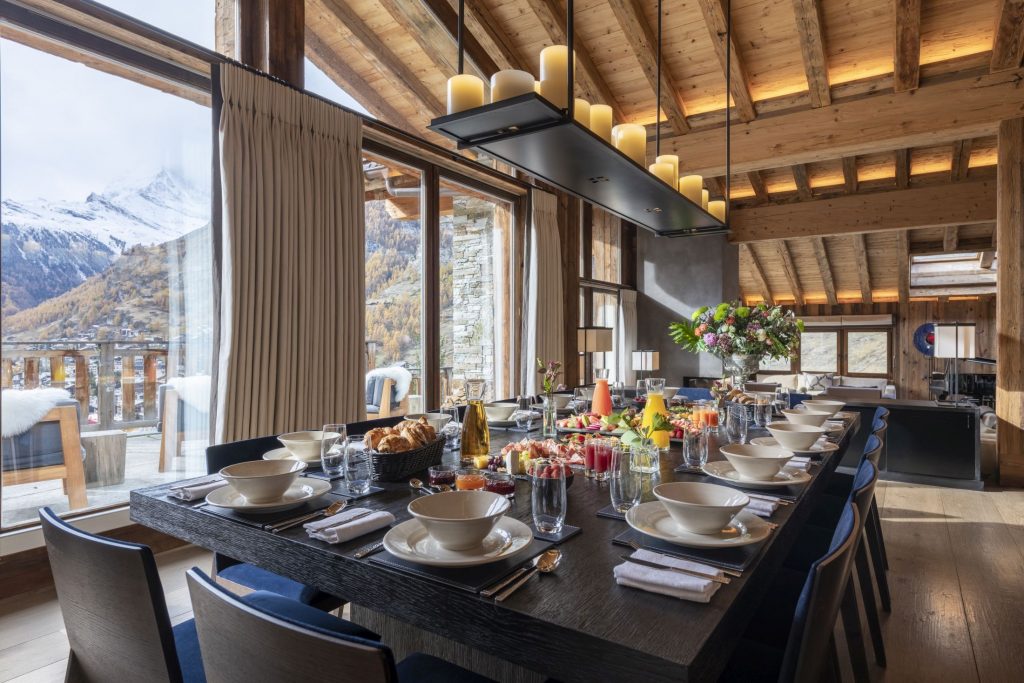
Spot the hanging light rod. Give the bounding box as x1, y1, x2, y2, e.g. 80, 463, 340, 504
431, 0, 732, 238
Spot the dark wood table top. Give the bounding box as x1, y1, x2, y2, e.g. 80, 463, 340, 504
131, 413, 860, 683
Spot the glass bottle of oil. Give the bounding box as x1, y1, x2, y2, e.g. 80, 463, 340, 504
460, 379, 491, 462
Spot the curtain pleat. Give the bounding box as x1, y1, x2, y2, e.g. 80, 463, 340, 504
215, 64, 365, 443
618, 289, 638, 385
525, 190, 565, 394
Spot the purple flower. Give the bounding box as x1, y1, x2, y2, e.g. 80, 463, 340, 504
703, 332, 718, 347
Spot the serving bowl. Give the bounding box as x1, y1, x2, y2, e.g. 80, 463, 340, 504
799, 399, 845, 416
278, 430, 339, 462
663, 386, 681, 400
548, 393, 574, 410
484, 402, 518, 422
653, 482, 749, 535
408, 490, 510, 551
406, 413, 452, 432
220, 459, 307, 503
720, 443, 794, 481
766, 422, 826, 451
781, 408, 832, 427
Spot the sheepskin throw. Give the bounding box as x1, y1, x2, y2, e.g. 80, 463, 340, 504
366, 366, 412, 401
1, 388, 73, 438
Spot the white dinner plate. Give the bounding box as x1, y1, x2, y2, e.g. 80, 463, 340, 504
625, 503, 772, 549
205, 477, 332, 513
382, 516, 533, 567
702, 460, 812, 489
749, 437, 839, 454
261, 446, 321, 463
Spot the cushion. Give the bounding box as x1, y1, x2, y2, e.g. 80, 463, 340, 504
397, 653, 495, 683
172, 619, 207, 683
802, 373, 834, 392
1, 398, 83, 471
241, 590, 381, 642
219, 563, 321, 605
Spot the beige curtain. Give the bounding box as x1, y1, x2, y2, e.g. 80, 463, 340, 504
524, 190, 564, 394
215, 64, 365, 443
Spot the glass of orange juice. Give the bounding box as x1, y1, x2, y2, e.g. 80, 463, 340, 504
455, 468, 486, 491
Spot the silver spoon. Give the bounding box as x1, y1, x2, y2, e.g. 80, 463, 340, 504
270, 499, 348, 533
408, 478, 435, 495
494, 549, 562, 602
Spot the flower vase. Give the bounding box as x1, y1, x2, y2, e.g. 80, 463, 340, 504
541, 394, 558, 437
723, 353, 762, 388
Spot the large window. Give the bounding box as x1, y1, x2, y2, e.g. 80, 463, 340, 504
800, 331, 840, 373
844, 330, 890, 376
760, 327, 891, 379
1, 39, 213, 529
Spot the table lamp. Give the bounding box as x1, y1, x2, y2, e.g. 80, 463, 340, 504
578, 327, 614, 383
933, 322, 976, 407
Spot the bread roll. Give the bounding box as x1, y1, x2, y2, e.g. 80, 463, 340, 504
377, 435, 411, 453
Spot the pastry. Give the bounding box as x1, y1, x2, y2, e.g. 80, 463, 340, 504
377, 435, 412, 453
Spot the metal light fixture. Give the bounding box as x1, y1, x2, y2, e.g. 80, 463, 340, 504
631, 350, 660, 382
934, 322, 976, 406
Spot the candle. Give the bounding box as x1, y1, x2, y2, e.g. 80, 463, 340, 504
612, 123, 646, 166
708, 200, 727, 221
574, 98, 591, 126
490, 69, 535, 102
655, 154, 679, 186
590, 104, 613, 142
447, 74, 484, 114
702, 189, 709, 210
649, 162, 675, 186
534, 80, 541, 93
540, 45, 573, 109
679, 174, 703, 203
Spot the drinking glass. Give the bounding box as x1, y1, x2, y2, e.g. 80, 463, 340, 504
592, 438, 613, 482
455, 468, 486, 491
427, 464, 457, 488
343, 436, 372, 495
320, 424, 347, 477
484, 471, 516, 498
583, 437, 597, 478
635, 380, 647, 401
725, 405, 749, 444
531, 458, 566, 534
441, 405, 462, 451
774, 386, 790, 414
612, 381, 626, 408
609, 445, 642, 513
681, 429, 709, 470
572, 387, 588, 415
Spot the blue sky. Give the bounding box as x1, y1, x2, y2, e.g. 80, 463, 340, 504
1, 0, 368, 202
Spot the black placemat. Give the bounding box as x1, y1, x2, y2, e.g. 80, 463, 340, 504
334, 484, 386, 500
306, 470, 346, 482
368, 539, 553, 594
197, 495, 342, 529
531, 524, 580, 544
596, 504, 627, 521
611, 528, 761, 572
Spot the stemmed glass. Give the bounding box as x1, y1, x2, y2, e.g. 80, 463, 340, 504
725, 405, 749, 444
609, 445, 642, 513
531, 458, 566, 534
320, 424, 347, 478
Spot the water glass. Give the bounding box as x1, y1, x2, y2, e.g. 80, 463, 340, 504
531, 458, 567, 534
774, 386, 790, 414
592, 438, 613, 482
320, 424, 347, 477
681, 429, 709, 470
635, 380, 646, 401
725, 405, 749, 444
441, 405, 462, 451
611, 381, 626, 408
343, 436, 372, 495
572, 387, 588, 415
609, 445, 642, 513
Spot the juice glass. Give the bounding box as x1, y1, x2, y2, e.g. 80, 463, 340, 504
455, 468, 486, 490
593, 438, 613, 481
584, 438, 597, 478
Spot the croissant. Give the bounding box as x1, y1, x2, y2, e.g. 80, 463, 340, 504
364, 427, 390, 450
377, 435, 412, 453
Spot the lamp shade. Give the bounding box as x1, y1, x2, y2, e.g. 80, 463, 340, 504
933, 323, 976, 359
578, 327, 614, 353
631, 350, 660, 372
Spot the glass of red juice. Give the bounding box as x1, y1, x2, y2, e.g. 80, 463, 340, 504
584, 439, 597, 478
593, 438, 612, 481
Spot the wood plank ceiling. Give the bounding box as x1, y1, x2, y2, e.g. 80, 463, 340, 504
305, 0, 1023, 305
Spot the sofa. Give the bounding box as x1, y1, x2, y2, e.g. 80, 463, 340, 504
756, 373, 896, 399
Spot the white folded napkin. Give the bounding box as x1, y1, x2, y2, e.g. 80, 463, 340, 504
304, 507, 395, 544
787, 456, 812, 471
744, 497, 778, 517
613, 549, 723, 603
169, 476, 228, 501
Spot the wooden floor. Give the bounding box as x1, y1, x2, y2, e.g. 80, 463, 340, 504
1, 481, 1022, 682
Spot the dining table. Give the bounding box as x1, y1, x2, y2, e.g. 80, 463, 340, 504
130, 411, 861, 683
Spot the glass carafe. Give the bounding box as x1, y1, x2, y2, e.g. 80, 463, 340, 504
460, 379, 491, 459
642, 377, 670, 450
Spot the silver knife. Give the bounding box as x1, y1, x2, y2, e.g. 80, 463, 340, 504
353, 540, 385, 559
620, 555, 730, 585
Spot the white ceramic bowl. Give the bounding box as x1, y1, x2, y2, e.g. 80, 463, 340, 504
549, 393, 573, 410
408, 490, 510, 551
406, 413, 452, 432
278, 431, 340, 461
220, 459, 307, 503
782, 408, 832, 427
800, 399, 845, 416
663, 386, 681, 400
766, 422, 826, 451
720, 443, 794, 481
653, 482, 749, 535
484, 402, 518, 422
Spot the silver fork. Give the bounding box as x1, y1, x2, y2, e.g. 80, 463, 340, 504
627, 540, 743, 578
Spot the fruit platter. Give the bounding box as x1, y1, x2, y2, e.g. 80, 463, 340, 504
556, 408, 642, 436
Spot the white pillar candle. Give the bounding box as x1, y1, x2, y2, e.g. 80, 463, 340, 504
702, 189, 710, 210
540, 45, 573, 109
491, 69, 535, 102
574, 98, 591, 126
534, 80, 541, 93
447, 74, 485, 114
679, 174, 703, 203
590, 104, 613, 142
649, 162, 675, 186
655, 154, 679, 186
612, 123, 647, 166
708, 200, 727, 221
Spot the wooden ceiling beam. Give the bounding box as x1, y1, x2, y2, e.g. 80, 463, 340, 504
696, 0, 757, 122
379, 0, 483, 82
791, 164, 813, 199
851, 234, 873, 303
894, 0, 922, 92
810, 237, 838, 305
663, 68, 1024, 177
729, 179, 997, 242
418, 0, 500, 77
707, 176, 727, 199
790, 0, 830, 107
897, 231, 910, 303
910, 232, 995, 256
895, 148, 910, 189
607, 0, 690, 134
991, 0, 1024, 72
742, 244, 775, 304
950, 139, 972, 181
775, 241, 805, 304
747, 171, 770, 203
842, 157, 858, 193
980, 250, 996, 269
456, 0, 531, 73
944, 226, 960, 252
522, 0, 622, 119
317, 0, 445, 117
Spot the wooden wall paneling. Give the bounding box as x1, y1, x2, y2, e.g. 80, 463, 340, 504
996, 118, 1024, 485
790, 0, 830, 107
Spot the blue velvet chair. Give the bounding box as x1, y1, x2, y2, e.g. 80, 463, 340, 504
719, 502, 861, 682
186, 567, 493, 683
675, 387, 713, 401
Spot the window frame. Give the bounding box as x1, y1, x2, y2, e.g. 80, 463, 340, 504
841, 327, 893, 379
758, 326, 893, 379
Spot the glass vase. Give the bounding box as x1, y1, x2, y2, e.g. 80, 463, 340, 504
541, 394, 558, 437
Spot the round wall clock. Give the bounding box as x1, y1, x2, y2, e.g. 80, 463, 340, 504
913, 323, 935, 357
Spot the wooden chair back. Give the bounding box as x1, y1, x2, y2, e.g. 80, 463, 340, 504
39, 507, 182, 683
186, 568, 396, 683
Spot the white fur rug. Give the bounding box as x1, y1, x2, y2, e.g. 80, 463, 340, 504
366, 366, 412, 401
1, 388, 72, 438
167, 375, 212, 413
